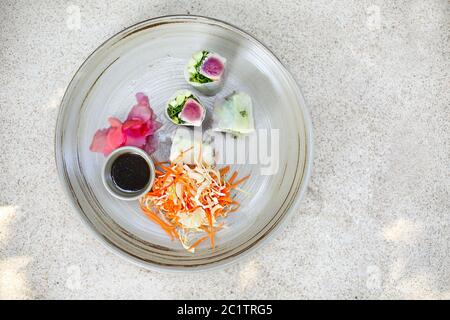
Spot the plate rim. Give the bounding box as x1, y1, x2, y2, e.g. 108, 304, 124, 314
55, 14, 314, 272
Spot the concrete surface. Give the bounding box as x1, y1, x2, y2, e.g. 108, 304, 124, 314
0, 0, 449, 299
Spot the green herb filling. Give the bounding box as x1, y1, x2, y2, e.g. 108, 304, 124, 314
189, 51, 213, 84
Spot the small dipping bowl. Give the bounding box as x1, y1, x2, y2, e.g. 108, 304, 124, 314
102, 146, 155, 201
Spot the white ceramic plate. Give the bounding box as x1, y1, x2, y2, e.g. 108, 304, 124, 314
55, 15, 313, 271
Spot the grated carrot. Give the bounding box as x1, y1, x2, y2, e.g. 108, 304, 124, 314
139, 159, 249, 252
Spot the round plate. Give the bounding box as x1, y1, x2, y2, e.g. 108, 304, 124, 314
55, 15, 313, 271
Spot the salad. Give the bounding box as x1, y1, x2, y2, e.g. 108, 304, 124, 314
140, 155, 249, 252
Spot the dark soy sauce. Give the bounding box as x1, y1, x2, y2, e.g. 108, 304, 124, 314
111, 153, 150, 192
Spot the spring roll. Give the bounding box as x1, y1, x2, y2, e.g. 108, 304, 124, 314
169, 127, 214, 165
184, 50, 226, 96
166, 90, 206, 127
213, 91, 255, 135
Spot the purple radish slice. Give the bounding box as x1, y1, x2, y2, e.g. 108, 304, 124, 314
200, 54, 225, 80
179, 98, 205, 126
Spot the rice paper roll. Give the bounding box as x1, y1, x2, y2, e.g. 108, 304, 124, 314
169, 127, 215, 165
166, 90, 206, 127
213, 91, 255, 135
184, 51, 226, 96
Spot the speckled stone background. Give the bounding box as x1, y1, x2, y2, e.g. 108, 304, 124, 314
0, 0, 449, 299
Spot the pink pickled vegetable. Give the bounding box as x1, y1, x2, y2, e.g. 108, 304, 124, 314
90, 93, 161, 156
